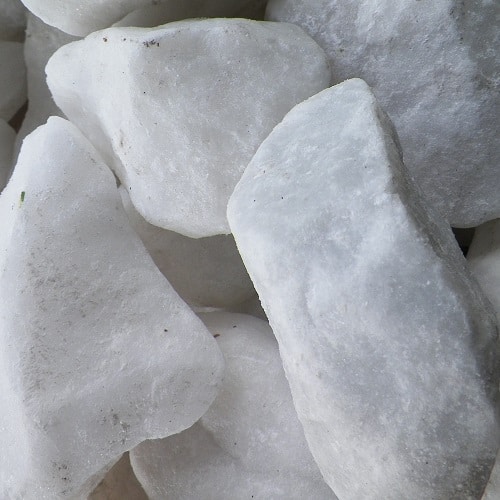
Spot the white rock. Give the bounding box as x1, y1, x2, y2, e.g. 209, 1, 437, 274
21, 0, 267, 36
0, 40, 26, 120
119, 186, 254, 308
227, 79, 500, 499
0, 0, 27, 41
0, 117, 224, 499
115, 0, 269, 28
468, 219, 500, 323
131, 312, 335, 500
46, 18, 330, 237
14, 13, 78, 158
266, 0, 500, 227
0, 119, 15, 191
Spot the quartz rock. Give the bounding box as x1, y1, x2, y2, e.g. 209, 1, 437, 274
119, 186, 254, 308
0, 117, 224, 499
468, 219, 500, 323
0, 119, 15, 191
115, 0, 268, 28
131, 312, 335, 500
46, 18, 330, 237
0, 40, 27, 121
14, 13, 78, 158
0, 0, 27, 41
21, 0, 268, 36
227, 79, 500, 499
266, 0, 500, 227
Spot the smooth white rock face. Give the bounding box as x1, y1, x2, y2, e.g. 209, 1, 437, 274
0, 117, 224, 499
0, 119, 15, 191
119, 187, 254, 308
46, 18, 330, 237
0, 0, 27, 41
266, 0, 500, 227
0, 40, 27, 120
115, 0, 268, 28
21, 0, 268, 36
131, 312, 336, 500
14, 13, 78, 158
468, 220, 500, 323
227, 79, 500, 500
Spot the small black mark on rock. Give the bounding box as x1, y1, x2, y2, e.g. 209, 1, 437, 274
103, 37, 108, 42
213, 334, 220, 338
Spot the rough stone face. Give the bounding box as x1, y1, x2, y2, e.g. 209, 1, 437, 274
14, 13, 78, 158
0, 40, 26, 120
266, 0, 500, 227
468, 219, 500, 323
131, 312, 336, 500
0, 118, 15, 191
46, 18, 330, 237
0, 0, 27, 41
21, 0, 274, 36
482, 450, 500, 500
227, 79, 500, 499
0, 117, 224, 499
119, 187, 255, 308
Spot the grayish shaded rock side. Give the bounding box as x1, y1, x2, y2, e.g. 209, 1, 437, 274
0, 0, 27, 41
119, 186, 255, 308
0, 117, 224, 499
266, 0, 500, 227
0, 118, 15, 191
228, 79, 499, 499
0, 40, 26, 120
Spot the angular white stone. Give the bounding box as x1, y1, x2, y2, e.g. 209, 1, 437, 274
0, 40, 26, 120
115, 0, 269, 28
0, 119, 15, 191
119, 186, 254, 308
468, 219, 500, 323
0, 117, 224, 499
131, 312, 335, 500
0, 0, 27, 41
21, 0, 269, 36
227, 79, 500, 499
266, 0, 500, 227
14, 13, 78, 158
46, 18, 330, 237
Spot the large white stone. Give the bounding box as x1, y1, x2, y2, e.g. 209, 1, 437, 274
0, 40, 26, 120
0, 119, 15, 191
266, 0, 500, 227
468, 219, 500, 323
0, 117, 224, 499
119, 186, 254, 308
21, 0, 271, 36
0, 0, 27, 41
131, 312, 335, 500
115, 0, 268, 28
46, 18, 330, 237
14, 13, 78, 158
227, 79, 500, 499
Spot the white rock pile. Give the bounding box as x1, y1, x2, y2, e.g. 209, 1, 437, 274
0, 1, 498, 499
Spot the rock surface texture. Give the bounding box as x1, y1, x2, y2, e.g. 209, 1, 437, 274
119, 187, 255, 308
131, 312, 336, 500
227, 79, 500, 500
0, 40, 26, 120
0, 117, 223, 499
46, 18, 330, 237
266, 0, 500, 227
